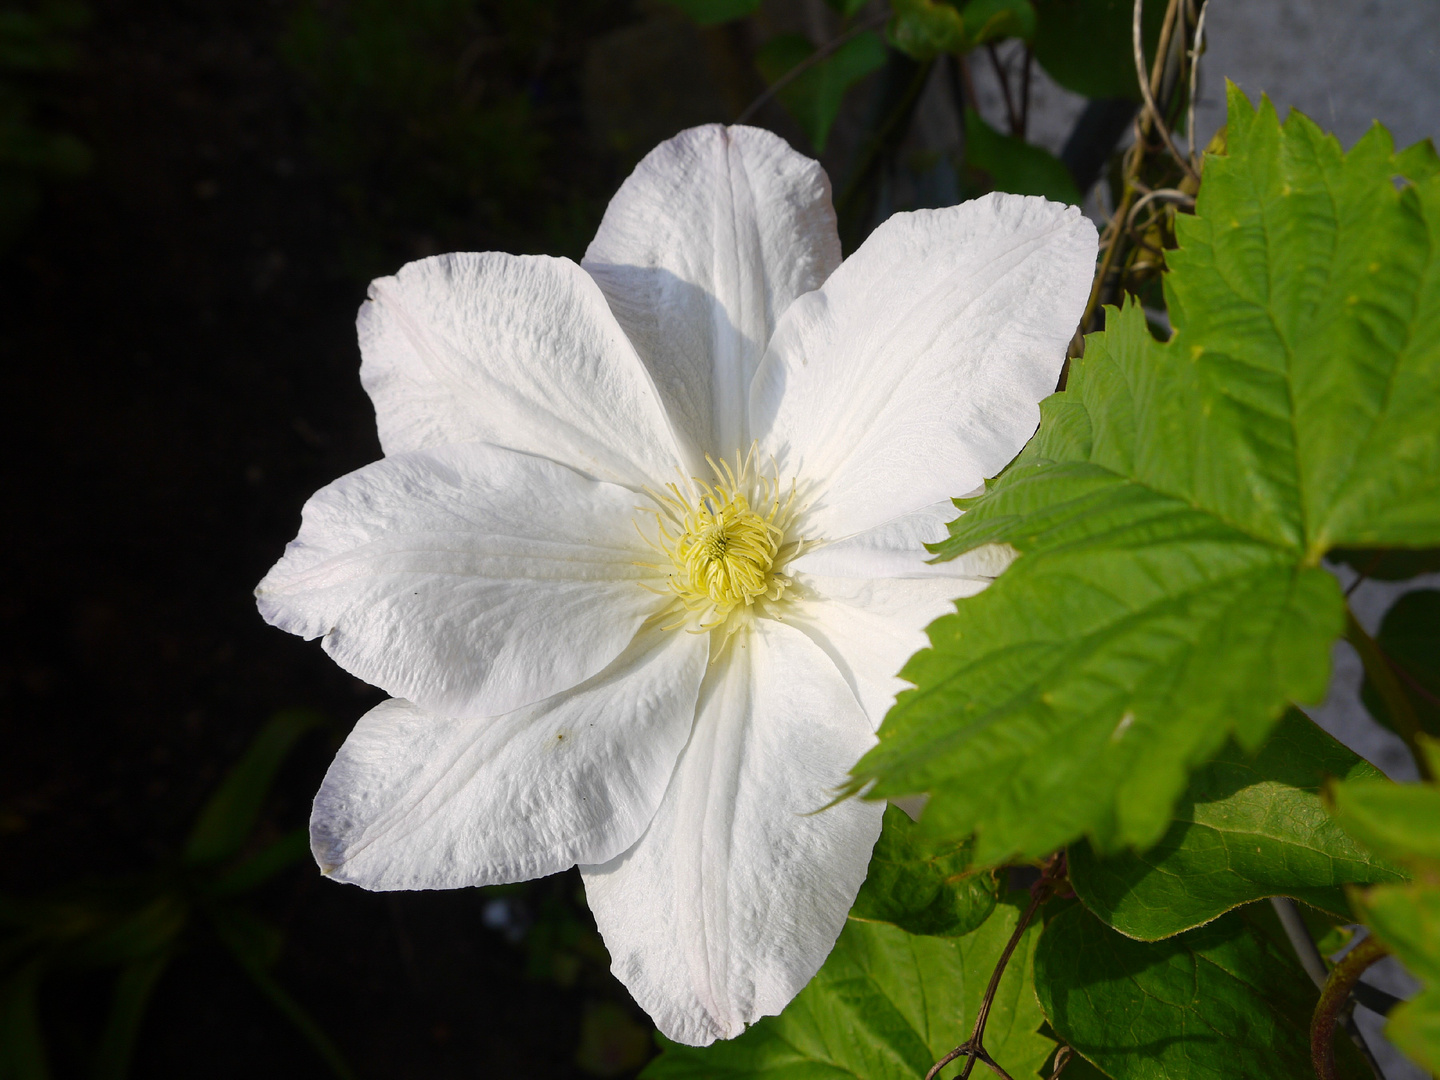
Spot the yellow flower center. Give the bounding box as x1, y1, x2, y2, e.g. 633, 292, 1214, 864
640, 448, 802, 630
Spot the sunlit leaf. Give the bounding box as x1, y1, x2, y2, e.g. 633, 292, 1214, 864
1329, 754, 1440, 865
964, 107, 1081, 203
850, 805, 998, 937
641, 899, 1051, 1079
1330, 738, 1440, 1074
851, 88, 1440, 863
1069, 711, 1403, 940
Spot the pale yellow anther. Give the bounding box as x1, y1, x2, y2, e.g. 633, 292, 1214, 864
637, 446, 803, 631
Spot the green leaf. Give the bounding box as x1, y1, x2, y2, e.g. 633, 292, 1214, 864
1051, 1052, 1110, 1080
888, 0, 1034, 61
657, 0, 760, 26
824, 0, 870, 16
1069, 711, 1404, 940
851, 87, 1440, 862
1032, 0, 1163, 100
211, 907, 356, 1080
573, 1000, 652, 1077
755, 31, 887, 153
964, 107, 1081, 204
850, 805, 998, 937
65, 895, 187, 969
1387, 991, 1440, 1078
92, 952, 170, 1080
1329, 771, 1440, 865
184, 708, 324, 867
1326, 740, 1440, 1073
1361, 589, 1440, 738
642, 899, 1051, 1079
957, 0, 1036, 43
1395, 137, 1440, 185
1035, 904, 1368, 1080
208, 828, 311, 899
1349, 879, 1440, 1073
0, 964, 49, 1080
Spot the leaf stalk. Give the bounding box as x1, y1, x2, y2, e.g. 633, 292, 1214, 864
1310, 933, 1388, 1080
925, 853, 1067, 1080
1345, 608, 1435, 781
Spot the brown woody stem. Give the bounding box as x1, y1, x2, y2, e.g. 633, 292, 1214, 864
926, 854, 1066, 1080
1311, 934, 1388, 1080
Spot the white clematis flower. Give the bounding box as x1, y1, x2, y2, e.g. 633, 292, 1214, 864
256, 125, 1096, 1046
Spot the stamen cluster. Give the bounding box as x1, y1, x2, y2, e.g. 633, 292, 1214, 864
640, 448, 802, 630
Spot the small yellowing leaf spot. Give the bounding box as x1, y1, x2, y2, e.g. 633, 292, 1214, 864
1190, 344, 1205, 360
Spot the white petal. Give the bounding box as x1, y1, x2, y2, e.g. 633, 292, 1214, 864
790, 499, 1017, 580
581, 619, 883, 1046
751, 193, 1097, 540
359, 251, 684, 489
310, 625, 708, 890
785, 572, 999, 727
583, 125, 841, 465
257, 441, 665, 718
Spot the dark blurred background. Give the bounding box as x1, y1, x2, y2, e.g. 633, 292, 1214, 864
0, 1, 919, 1076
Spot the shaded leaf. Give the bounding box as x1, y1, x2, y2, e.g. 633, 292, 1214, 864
755, 30, 887, 153
1032, 0, 1162, 100
1361, 589, 1440, 738
92, 951, 170, 1080
184, 708, 323, 867
657, 0, 760, 26
851, 88, 1440, 863
1069, 711, 1403, 940
0, 963, 48, 1080
209, 828, 311, 899
642, 899, 1051, 1079
211, 907, 355, 1080
957, 0, 1035, 43
1035, 904, 1367, 1080
574, 1000, 652, 1078
851, 805, 998, 937
888, 0, 1034, 61
964, 107, 1081, 204
64, 895, 187, 969
1329, 546, 1440, 581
